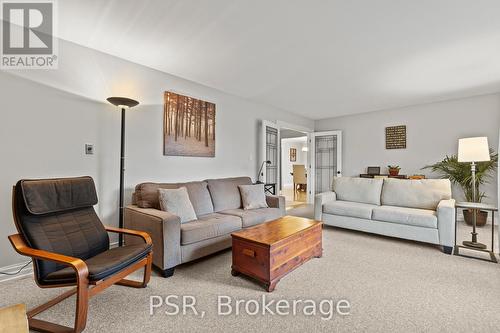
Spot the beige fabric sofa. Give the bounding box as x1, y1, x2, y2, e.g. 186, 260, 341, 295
124, 177, 285, 277
314, 177, 455, 253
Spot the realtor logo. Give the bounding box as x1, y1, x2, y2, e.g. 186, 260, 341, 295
1, 0, 58, 69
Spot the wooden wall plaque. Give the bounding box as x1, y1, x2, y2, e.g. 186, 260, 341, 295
385, 125, 406, 149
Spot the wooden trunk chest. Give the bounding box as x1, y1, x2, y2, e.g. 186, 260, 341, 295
231, 216, 322, 292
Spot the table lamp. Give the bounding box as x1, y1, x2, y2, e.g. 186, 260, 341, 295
458, 136, 490, 249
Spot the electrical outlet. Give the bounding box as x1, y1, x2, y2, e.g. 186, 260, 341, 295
85, 144, 94, 155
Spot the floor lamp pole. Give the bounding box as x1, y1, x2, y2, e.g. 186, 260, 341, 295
463, 161, 486, 249
106, 96, 139, 247
119, 107, 126, 246
471, 161, 477, 243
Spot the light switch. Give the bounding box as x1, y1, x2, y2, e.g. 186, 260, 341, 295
85, 144, 94, 155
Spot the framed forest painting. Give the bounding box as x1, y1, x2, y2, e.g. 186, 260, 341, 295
164, 91, 216, 157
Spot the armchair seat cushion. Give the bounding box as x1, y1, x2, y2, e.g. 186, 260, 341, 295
372, 206, 437, 229
42, 243, 152, 285
219, 208, 282, 227
180, 213, 242, 245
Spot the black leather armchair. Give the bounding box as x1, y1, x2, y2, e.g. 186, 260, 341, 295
8, 176, 153, 333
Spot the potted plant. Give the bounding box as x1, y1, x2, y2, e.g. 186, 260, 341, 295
388, 165, 401, 176
423, 149, 498, 226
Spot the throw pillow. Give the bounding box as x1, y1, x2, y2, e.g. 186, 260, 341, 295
158, 187, 197, 223
238, 184, 268, 210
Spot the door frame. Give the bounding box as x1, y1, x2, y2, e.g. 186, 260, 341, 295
276, 121, 314, 203
309, 130, 342, 203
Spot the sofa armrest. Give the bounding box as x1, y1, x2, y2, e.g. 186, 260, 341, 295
314, 191, 337, 220
437, 199, 455, 247
266, 195, 286, 216
124, 205, 181, 270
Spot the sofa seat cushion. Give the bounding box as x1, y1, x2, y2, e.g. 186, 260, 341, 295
219, 208, 282, 227
43, 243, 152, 285
372, 205, 438, 229
323, 201, 377, 219
180, 213, 242, 245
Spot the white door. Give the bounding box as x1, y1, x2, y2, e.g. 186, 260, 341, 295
259, 120, 280, 194
309, 131, 342, 201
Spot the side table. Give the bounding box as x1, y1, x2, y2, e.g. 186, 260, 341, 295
264, 183, 276, 195
454, 202, 498, 263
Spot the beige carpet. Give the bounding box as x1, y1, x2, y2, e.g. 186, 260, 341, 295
1, 208, 500, 332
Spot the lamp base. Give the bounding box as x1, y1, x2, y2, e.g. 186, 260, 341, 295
462, 241, 487, 249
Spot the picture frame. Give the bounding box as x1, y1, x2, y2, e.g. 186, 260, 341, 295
163, 91, 216, 157
290, 148, 297, 162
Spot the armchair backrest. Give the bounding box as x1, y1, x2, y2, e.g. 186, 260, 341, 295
293, 165, 307, 184
12, 176, 109, 283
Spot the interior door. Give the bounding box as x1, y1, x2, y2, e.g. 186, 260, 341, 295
259, 120, 280, 193
309, 131, 342, 201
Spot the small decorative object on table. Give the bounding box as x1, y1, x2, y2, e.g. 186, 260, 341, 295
367, 166, 381, 175
388, 165, 401, 176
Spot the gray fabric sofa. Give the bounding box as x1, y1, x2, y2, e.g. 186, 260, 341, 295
314, 177, 455, 253
124, 176, 285, 277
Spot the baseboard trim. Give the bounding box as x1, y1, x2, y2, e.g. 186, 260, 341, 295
0, 241, 119, 283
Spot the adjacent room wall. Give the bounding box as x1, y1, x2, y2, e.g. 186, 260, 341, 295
0, 39, 313, 269
315, 94, 500, 205
281, 138, 307, 187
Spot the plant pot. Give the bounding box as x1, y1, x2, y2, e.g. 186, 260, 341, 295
389, 169, 400, 176
463, 209, 488, 227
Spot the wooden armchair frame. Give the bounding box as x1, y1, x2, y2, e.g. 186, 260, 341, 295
8, 227, 153, 333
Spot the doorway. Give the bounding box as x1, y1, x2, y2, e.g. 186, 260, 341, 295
280, 128, 308, 208
259, 120, 342, 207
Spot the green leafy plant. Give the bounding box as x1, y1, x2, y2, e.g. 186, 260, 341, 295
388, 165, 401, 170
422, 149, 498, 202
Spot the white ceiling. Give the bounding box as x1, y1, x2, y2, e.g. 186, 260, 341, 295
57, 0, 500, 120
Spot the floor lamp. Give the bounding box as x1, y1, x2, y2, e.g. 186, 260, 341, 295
458, 136, 490, 249
107, 97, 139, 246
256, 160, 271, 184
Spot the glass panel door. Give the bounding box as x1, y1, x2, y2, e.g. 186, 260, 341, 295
259, 120, 280, 192
266, 126, 278, 184
310, 131, 342, 196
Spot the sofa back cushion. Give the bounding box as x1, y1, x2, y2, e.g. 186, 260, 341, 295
381, 178, 451, 210
135, 181, 214, 216
207, 177, 252, 211
333, 177, 383, 205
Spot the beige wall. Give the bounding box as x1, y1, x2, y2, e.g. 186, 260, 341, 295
315, 94, 500, 206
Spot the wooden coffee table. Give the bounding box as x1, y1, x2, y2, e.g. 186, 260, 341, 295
231, 216, 322, 292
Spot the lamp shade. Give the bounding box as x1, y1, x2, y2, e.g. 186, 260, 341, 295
457, 137, 490, 162
106, 97, 139, 108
